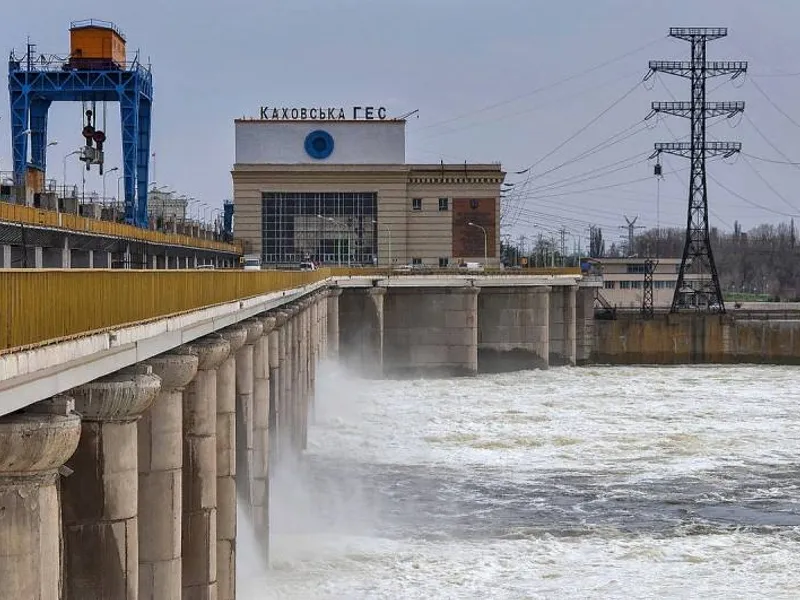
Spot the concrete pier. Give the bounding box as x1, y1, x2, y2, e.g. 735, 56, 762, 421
63, 368, 161, 600
138, 349, 199, 600
478, 286, 550, 371
327, 288, 341, 359
182, 335, 230, 600
234, 320, 263, 516
0, 397, 81, 600
576, 286, 595, 365
253, 315, 276, 550
216, 327, 247, 600
384, 286, 479, 376
269, 311, 288, 463
548, 286, 577, 366
339, 287, 385, 376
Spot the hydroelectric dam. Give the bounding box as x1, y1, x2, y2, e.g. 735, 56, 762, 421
0, 267, 592, 599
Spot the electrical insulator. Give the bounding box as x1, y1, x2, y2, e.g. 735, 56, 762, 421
654, 162, 662, 177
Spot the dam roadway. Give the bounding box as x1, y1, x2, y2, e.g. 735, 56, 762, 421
0, 267, 589, 599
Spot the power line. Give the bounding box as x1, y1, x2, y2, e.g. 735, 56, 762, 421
416, 36, 666, 132
743, 113, 800, 173
749, 77, 800, 129
742, 152, 800, 166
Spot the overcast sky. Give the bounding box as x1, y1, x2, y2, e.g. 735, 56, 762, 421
2, 0, 799, 247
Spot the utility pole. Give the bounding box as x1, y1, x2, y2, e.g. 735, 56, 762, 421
619, 215, 644, 257
558, 227, 567, 266
647, 27, 746, 313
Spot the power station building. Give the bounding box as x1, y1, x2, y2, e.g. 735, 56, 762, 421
231, 108, 504, 267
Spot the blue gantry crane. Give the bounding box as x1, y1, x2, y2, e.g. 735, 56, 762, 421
8, 19, 153, 226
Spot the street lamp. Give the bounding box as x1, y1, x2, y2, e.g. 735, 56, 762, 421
61, 149, 82, 212
372, 219, 391, 266
102, 167, 119, 205
468, 221, 488, 266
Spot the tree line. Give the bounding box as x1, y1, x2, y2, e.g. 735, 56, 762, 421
587, 220, 800, 300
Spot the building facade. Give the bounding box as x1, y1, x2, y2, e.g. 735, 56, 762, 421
595, 257, 684, 308
232, 114, 503, 267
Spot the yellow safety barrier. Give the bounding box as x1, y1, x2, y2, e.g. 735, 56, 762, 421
0, 202, 242, 253
0, 268, 330, 352
0, 265, 581, 353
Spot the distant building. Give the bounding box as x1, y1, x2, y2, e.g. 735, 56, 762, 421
595, 257, 686, 308
231, 109, 503, 267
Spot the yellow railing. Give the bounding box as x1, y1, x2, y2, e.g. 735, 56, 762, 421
0, 268, 330, 353
0, 266, 582, 353
0, 202, 242, 254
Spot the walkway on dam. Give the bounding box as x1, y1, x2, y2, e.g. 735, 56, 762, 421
0, 202, 241, 268
0, 265, 585, 599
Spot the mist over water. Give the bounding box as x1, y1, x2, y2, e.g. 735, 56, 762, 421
238, 363, 800, 599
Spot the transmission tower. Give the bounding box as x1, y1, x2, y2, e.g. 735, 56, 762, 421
646, 27, 746, 314
619, 215, 644, 257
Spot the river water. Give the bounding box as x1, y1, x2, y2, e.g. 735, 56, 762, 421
238, 364, 800, 599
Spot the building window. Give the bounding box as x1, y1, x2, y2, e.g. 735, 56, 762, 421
631, 281, 642, 289
261, 191, 377, 266
626, 264, 646, 274
412, 198, 422, 211
619, 280, 631, 289
412, 257, 422, 265
604, 280, 616, 289
438, 197, 449, 211
439, 257, 449, 268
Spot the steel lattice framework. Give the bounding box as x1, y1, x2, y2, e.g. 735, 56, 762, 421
646, 27, 747, 313
641, 258, 657, 319
8, 51, 153, 226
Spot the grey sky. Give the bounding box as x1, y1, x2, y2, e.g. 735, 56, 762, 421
2, 0, 799, 247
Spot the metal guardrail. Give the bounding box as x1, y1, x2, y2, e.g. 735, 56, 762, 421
0, 202, 242, 254
0, 266, 584, 353
0, 268, 330, 353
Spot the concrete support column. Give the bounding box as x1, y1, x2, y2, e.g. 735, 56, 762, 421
327, 288, 342, 359
63, 368, 161, 600
216, 327, 247, 600
234, 320, 264, 516
563, 285, 578, 366
477, 286, 551, 371
298, 301, 311, 450
1, 244, 10, 268
338, 287, 384, 376
268, 312, 287, 466
253, 315, 276, 553
34, 246, 43, 268
281, 308, 297, 458
138, 350, 199, 600
0, 397, 81, 600
549, 286, 567, 366
576, 286, 596, 365
182, 335, 231, 600
384, 286, 478, 377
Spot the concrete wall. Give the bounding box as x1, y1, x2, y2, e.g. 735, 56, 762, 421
384, 286, 478, 376
477, 286, 549, 371
593, 313, 800, 364
338, 287, 385, 376
235, 120, 406, 165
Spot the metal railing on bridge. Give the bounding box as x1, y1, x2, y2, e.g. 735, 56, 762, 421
0, 266, 582, 353
0, 202, 241, 253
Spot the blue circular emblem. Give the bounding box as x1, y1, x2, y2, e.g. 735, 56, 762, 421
304, 130, 334, 160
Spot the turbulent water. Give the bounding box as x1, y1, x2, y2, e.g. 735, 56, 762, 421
238, 363, 800, 599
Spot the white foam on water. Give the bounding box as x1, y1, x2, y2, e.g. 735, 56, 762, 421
238, 362, 800, 599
